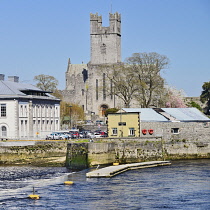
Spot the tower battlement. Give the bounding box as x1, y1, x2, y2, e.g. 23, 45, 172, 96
90, 13, 102, 22
90, 12, 121, 64
109, 12, 121, 22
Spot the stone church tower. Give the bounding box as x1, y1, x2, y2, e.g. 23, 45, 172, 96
90, 13, 121, 64
63, 12, 122, 117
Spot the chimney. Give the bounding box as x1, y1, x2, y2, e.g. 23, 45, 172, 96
0, 74, 5, 81
8, 76, 19, 83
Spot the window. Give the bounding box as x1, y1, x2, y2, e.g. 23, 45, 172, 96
1, 126, 7, 136
100, 43, 106, 54
112, 128, 118, 135
118, 122, 126, 126
20, 105, 23, 116
110, 79, 113, 100
24, 105, 27, 116
103, 73, 106, 100
96, 79, 98, 100
171, 128, 179, 134
1, 104, 6, 117
129, 128, 135, 136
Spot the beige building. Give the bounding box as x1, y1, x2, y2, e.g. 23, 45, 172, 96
108, 112, 140, 138
0, 74, 60, 139
108, 108, 210, 139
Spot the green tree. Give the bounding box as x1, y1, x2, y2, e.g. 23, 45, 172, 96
34, 74, 58, 92
105, 108, 119, 117
200, 81, 210, 114
187, 101, 202, 111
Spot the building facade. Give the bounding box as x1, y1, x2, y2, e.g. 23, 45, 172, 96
0, 74, 60, 139
62, 12, 123, 118
107, 108, 210, 140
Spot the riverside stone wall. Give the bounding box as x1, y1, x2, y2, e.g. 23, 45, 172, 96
66, 135, 210, 169
0, 141, 68, 166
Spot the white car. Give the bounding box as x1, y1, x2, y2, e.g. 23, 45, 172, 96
46, 132, 68, 140
94, 133, 102, 138
87, 132, 95, 138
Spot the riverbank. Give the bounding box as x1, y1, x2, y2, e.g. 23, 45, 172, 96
66, 137, 210, 169
0, 140, 68, 166
1, 136, 210, 167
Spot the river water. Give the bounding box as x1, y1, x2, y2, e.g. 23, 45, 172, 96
0, 159, 209, 210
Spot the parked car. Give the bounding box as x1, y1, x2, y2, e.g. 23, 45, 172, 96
87, 132, 95, 139
84, 120, 94, 125
59, 132, 72, 139
70, 131, 79, 138
95, 120, 105, 125
99, 131, 108, 137
46, 132, 68, 140
79, 130, 91, 138
79, 132, 85, 138
94, 131, 108, 138
94, 133, 102, 138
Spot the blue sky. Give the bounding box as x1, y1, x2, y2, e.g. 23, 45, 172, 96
0, 0, 210, 97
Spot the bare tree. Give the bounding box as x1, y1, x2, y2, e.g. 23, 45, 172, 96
103, 64, 138, 107
126, 52, 169, 107
34, 74, 58, 92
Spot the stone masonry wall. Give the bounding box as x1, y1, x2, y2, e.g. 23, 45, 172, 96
0, 141, 67, 166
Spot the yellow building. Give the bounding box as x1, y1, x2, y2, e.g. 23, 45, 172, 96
107, 112, 140, 138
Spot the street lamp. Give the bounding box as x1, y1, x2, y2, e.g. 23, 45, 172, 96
68, 105, 72, 129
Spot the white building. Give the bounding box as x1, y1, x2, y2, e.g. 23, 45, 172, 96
0, 74, 60, 139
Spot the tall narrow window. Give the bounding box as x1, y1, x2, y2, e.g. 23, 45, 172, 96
112, 128, 117, 135
100, 43, 106, 54
110, 79, 113, 100
129, 128, 135, 136
1, 126, 7, 136
103, 73, 106, 100
1, 104, 6, 117
96, 79, 98, 100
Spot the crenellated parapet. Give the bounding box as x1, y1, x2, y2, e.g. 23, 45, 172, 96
109, 12, 121, 22
90, 12, 121, 35
90, 13, 102, 22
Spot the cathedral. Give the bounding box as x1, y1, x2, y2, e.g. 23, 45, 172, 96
62, 12, 123, 117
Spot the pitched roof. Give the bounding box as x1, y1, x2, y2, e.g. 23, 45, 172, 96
161, 108, 209, 121
121, 108, 168, 122
0, 80, 58, 100
121, 108, 210, 122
